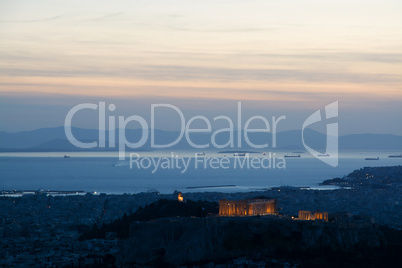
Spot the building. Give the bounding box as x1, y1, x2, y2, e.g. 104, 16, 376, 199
219, 199, 277, 216
177, 192, 183, 202
298, 210, 328, 222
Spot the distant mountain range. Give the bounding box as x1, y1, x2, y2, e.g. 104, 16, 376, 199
0, 126, 401, 152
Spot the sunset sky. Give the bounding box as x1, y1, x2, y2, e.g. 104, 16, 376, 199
1, 0, 401, 134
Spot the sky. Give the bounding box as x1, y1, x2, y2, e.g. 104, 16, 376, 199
0, 0, 401, 135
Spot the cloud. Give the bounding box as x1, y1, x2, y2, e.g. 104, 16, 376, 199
88, 12, 123, 21
1, 64, 400, 85
166, 25, 279, 33
0, 15, 64, 23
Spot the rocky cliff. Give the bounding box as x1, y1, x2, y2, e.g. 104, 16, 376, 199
119, 216, 387, 266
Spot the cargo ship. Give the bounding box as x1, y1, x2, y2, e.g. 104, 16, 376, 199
365, 157, 379, 160
284, 154, 301, 158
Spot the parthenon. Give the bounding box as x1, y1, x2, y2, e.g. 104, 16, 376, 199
219, 199, 277, 216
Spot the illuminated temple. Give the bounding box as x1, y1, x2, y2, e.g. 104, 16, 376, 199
219, 199, 277, 216
298, 210, 328, 222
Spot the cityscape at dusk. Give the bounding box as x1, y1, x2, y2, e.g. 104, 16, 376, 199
0, 1, 402, 267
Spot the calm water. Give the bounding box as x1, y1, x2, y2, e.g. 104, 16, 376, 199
0, 151, 401, 194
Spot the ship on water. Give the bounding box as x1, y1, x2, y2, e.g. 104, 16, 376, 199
284, 154, 301, 158
388, 154, 402, 158
233, 153, 246, 157
365, 157, 379, 160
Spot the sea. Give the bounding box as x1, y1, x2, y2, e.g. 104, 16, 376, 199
0, 150, 401, 195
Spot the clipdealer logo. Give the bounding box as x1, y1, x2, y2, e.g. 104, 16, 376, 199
64, 102, 286, 159
64, 101, 339, 170
302, 101, 338, 167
